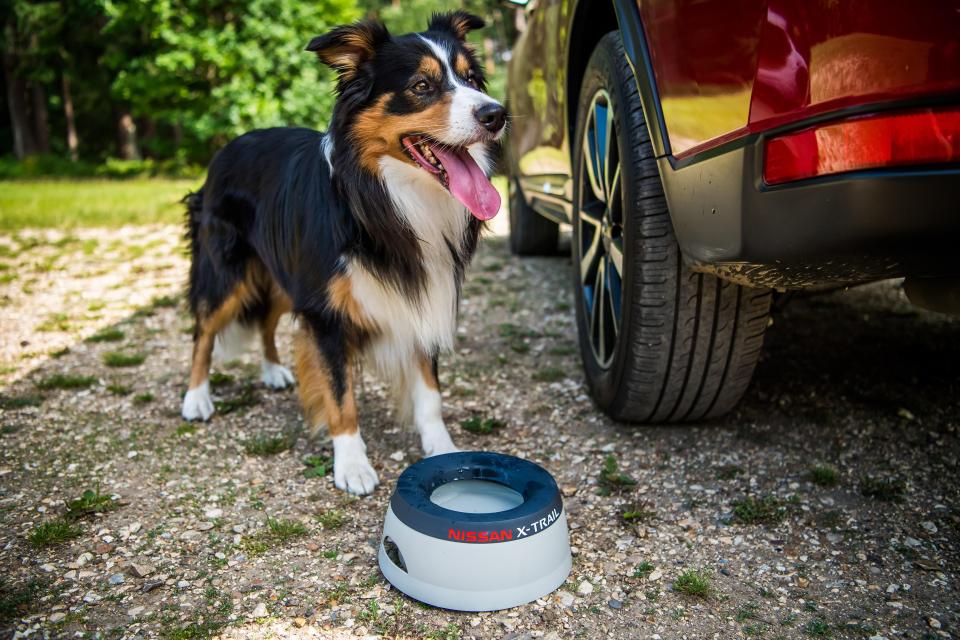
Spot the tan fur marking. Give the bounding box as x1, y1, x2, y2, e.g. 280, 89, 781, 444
351, 93, 453, 173
260, 286, 293, 364
418, 353, 438, 390
294, 327, 357, 437
327, 275, 378, 333
188, 267, 262, 389
454, 52, 471, 78
419, 56, 443, 79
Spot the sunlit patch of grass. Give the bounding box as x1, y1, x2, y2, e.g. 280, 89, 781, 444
244, 431, 295, 456
0, 178, 200, 230
36, 313, 72, 332
36, 373, 96, 390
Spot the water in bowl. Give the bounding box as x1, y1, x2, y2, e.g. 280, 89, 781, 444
429, 480, 524, 514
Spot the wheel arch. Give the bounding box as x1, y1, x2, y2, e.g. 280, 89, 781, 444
566, 0, 670, 160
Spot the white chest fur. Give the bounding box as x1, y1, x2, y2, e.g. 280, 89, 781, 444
347, 154, 484, 374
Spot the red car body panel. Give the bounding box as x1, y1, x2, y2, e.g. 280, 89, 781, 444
638, 0, 960, 157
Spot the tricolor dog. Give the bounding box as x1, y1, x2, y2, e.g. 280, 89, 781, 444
180, 12, 505, 495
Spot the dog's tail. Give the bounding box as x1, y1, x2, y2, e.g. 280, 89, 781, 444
182, 189, 204, 251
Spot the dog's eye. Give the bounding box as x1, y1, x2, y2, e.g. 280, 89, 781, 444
467, 72, 478, 87
412, 80, 432, 95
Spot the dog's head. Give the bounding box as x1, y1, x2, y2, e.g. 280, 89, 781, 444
308, 12, 504, 220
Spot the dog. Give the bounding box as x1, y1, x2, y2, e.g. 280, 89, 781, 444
180, 11, 506, 495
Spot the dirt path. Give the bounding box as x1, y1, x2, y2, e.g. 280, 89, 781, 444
1, 226, 957, 639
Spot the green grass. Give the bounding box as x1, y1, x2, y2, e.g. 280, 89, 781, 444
459, 416, 505, 435
804, 618, 833, 637
732, 495, 786, 525
208, 371, 235, 387
215, 383, 259, 415
151, 294, 179, 308
621, 502, 656, 523
672, 569, 712, 599
242, 517, 309, 555
133, 392, 154, 404
106, 383, 132, 395
66, 487, 118, 519
633, 561, 655, 579
302, 454, 332, 478
597, 455, 636, 495
532, 366, 566, 382
175, 423, 197, 437
244, 432, 294, 456
0, 578, 44, 624
35, 373, 97, 390
85, 328, 125, 343
0, 394, 44, 409
103, 351, 146, 367
0, 178, 200, 230
859, 475, 905, 502
809, 465, 840, 487
29, 519, 83, 547
316, 509, 346, 530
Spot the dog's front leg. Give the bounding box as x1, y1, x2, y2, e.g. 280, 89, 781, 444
295, 312, 378, 495
411, 352, 459, 457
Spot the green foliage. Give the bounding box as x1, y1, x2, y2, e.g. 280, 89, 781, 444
808, 465, 840, 487
103, 351, 147, 367
672, 570, 712, 599
35, 373, 97, 390
316, 509, 346, 530
29, 519, 83, 547
597, 455, 635, 495
86, 328, 125, 343
303, 454, 333, 478
859, 476, 905, 502
732, 495, 786, 525
459, 415, 505, 434
66, 487, 118, 519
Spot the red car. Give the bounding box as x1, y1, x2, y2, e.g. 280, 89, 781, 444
505, 0, 960, 423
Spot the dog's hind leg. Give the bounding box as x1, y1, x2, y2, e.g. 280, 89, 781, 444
259, 287, 295, 389
294, 312, 378, 495
182, 278, 256, 421
408, 352, 459, 457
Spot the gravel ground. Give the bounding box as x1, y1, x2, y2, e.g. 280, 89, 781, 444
0, 223, 958, 640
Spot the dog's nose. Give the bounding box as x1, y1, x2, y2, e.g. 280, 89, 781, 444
475, 103, 506, 133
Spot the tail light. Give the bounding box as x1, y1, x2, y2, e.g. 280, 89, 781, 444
763, 107, 960, 185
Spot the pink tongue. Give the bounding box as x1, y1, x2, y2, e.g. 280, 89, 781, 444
431, 145, 501, 220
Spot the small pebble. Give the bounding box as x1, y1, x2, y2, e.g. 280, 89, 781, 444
108, 573, 125, 585
607, 599, 622, 609
577, 581, 593, 595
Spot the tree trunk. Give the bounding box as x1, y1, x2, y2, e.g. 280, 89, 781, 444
2, 49, 38, 158
62, 72, 79, 161
30, 82, 51, 154
115, 108, 141, 160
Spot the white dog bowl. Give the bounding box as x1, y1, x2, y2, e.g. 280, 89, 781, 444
378, 451, 571, 611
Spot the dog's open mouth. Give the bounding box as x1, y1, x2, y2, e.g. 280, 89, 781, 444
401, 134, 500, 221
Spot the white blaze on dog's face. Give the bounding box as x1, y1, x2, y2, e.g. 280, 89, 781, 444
308, 12, 506, 220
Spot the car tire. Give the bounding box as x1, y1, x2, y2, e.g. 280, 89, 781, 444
509, 177, 559, 255
571, 31, 772, 423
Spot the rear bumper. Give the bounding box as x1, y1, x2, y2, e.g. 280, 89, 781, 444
661, 139, 960, 289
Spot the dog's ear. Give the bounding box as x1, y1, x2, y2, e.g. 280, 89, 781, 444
428, 11, 485, 41
306, 20, 390, 81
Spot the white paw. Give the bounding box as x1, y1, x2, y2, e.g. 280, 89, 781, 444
261, 361, 295, 389
332, 433, 379, 495
182, 381, 214, 421
420, 425, 460, 457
